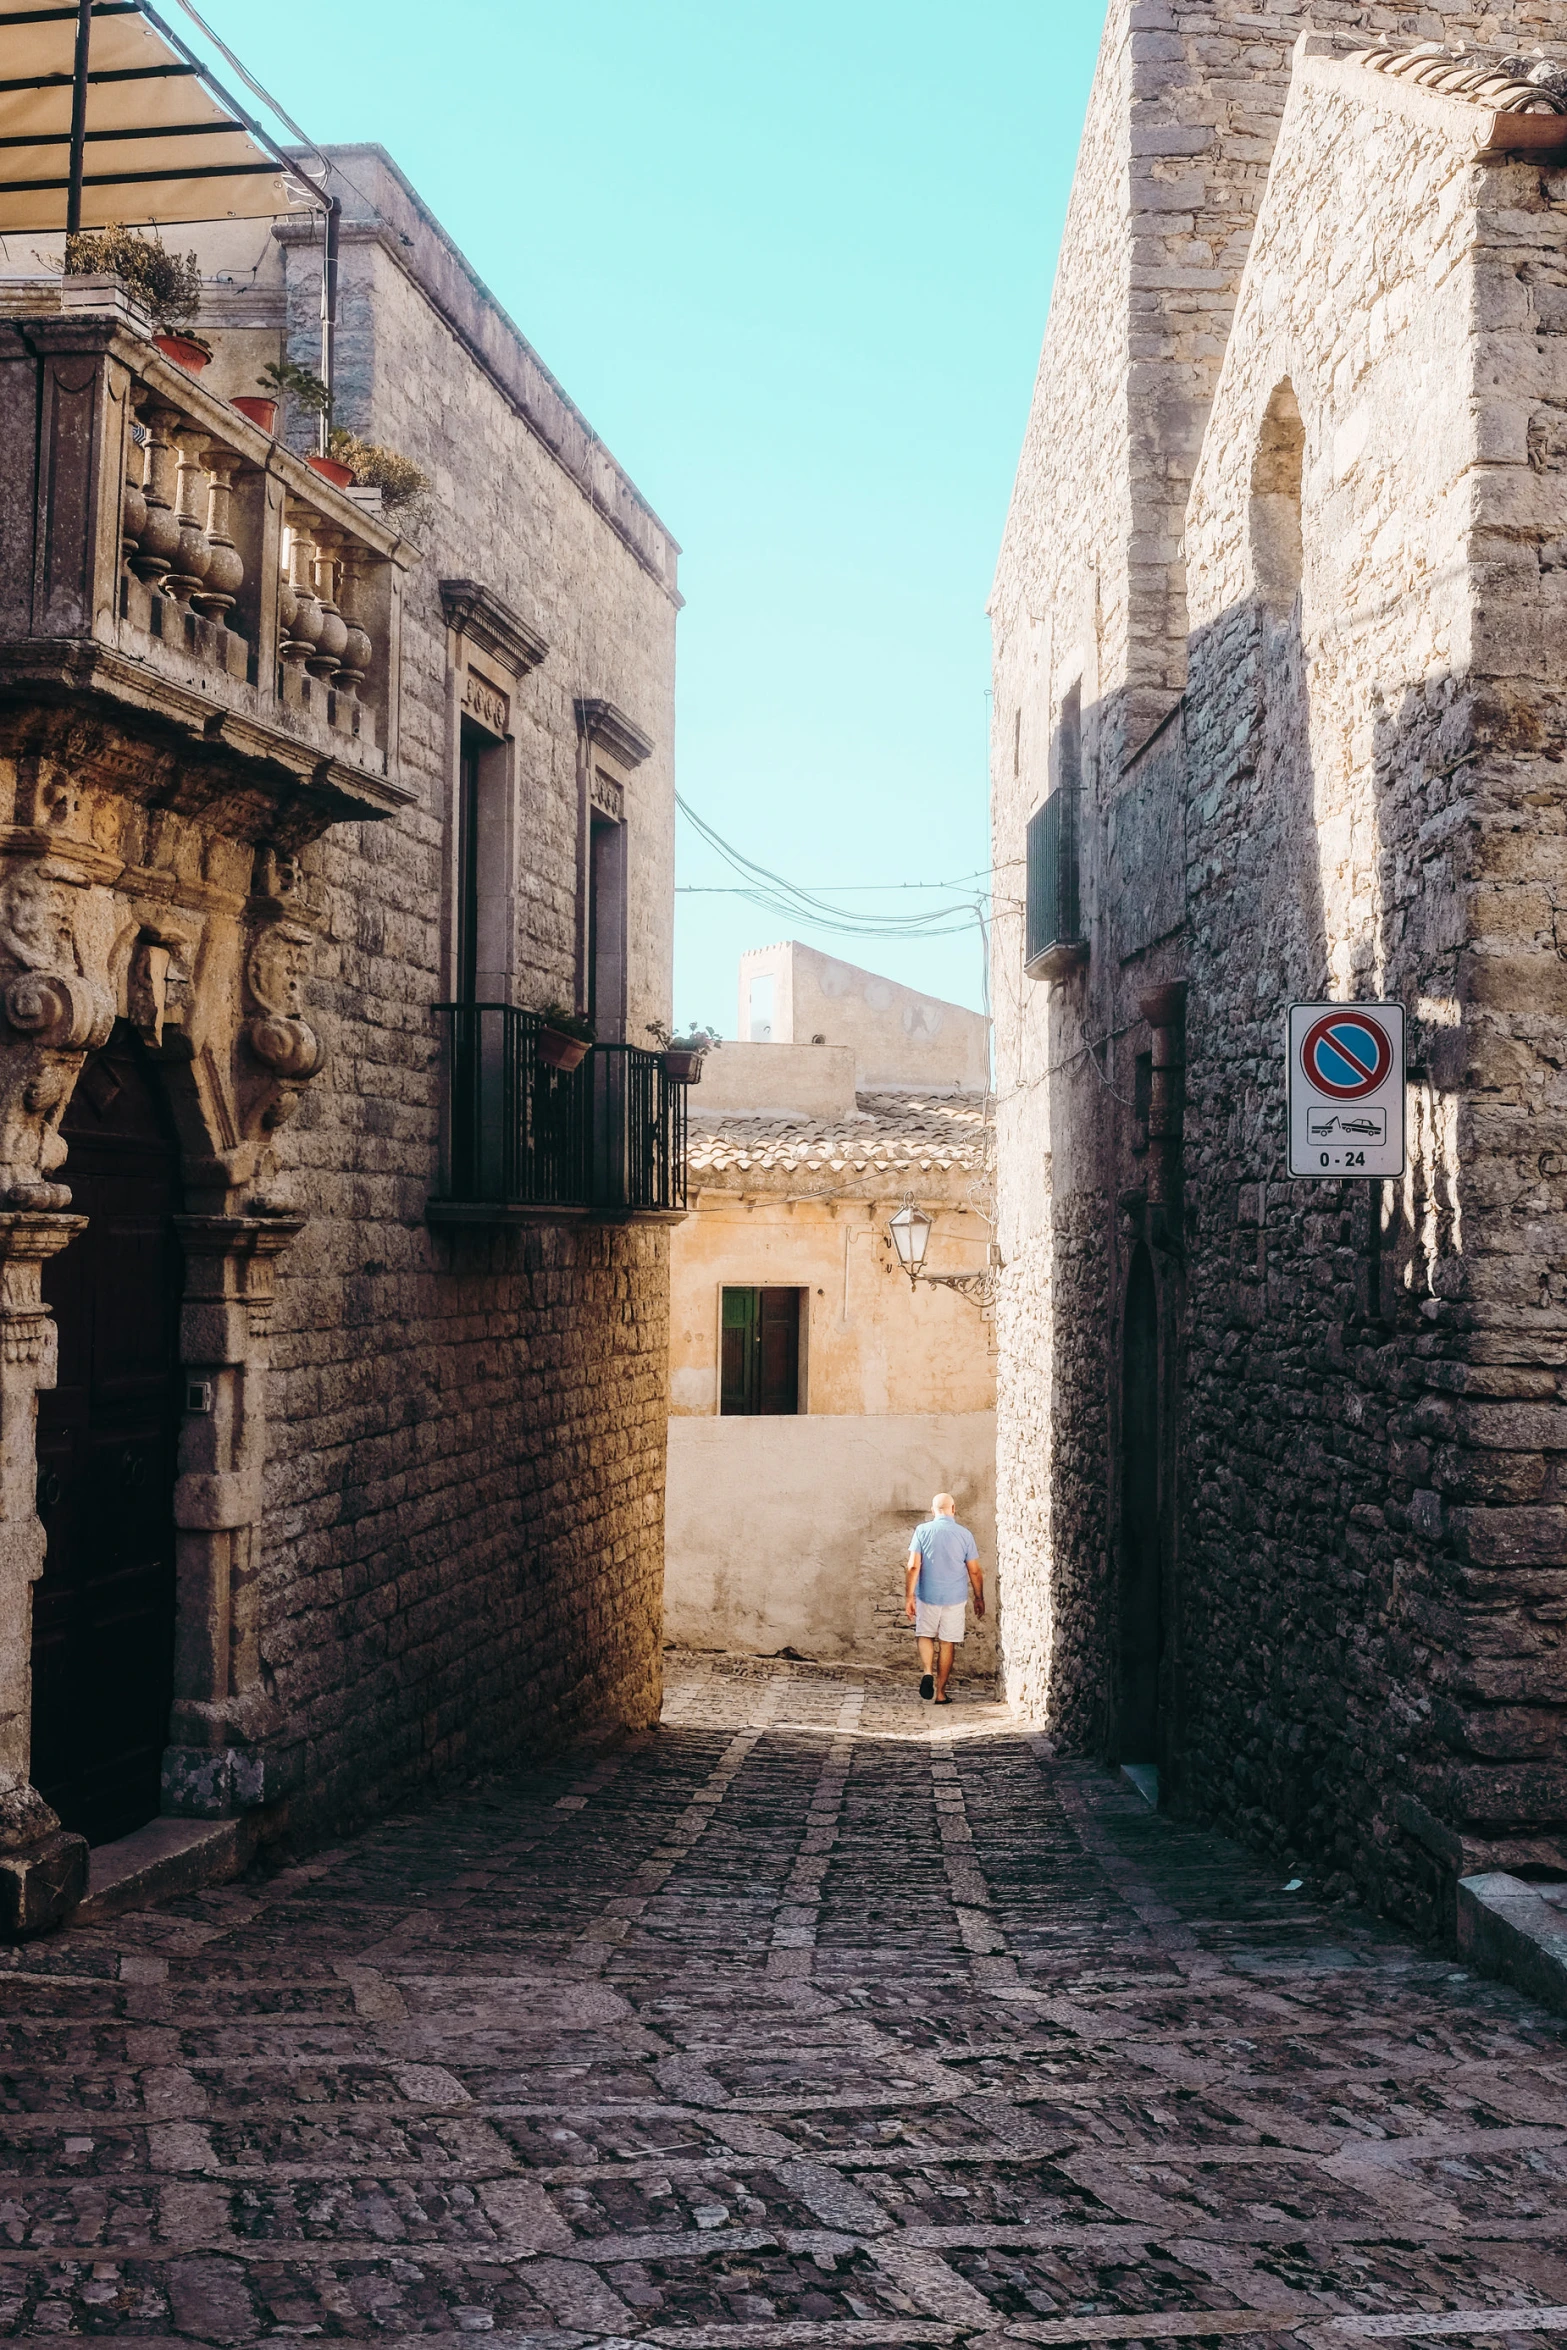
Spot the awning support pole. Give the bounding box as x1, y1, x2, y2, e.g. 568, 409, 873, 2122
319, 191, 339, 455
65, 0, 93, 235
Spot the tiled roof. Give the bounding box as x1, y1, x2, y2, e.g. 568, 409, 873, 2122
688, 1092, 991, 1182
1355, 42, 1567, 113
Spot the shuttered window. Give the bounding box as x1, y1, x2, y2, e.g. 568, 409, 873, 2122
720, 1287, 802, 1415
1025, 788, 1085, 977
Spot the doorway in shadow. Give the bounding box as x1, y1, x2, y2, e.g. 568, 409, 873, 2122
1117, 1241, 1162, 1768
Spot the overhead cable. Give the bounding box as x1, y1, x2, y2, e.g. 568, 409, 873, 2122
675, 793, 986, 943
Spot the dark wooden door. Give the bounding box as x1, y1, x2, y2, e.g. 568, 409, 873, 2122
720, 1287, 800, 1416
32, 1028, 183, 1846
1117, 1243, 1162, 1763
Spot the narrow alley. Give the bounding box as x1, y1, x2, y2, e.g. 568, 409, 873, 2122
0, 1657, 1563, 2348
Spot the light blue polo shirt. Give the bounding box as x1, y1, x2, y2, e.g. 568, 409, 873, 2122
910, 1516, 978, 1606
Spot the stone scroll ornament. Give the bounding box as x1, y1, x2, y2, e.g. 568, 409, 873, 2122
243, 920, 325, 1127
0, 864, 114, 1210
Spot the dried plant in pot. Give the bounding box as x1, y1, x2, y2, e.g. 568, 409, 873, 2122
63, 224, 208, 367
537, 1002, 594, 1073
647, 1021, 722, 1082
327, 431, 435, 532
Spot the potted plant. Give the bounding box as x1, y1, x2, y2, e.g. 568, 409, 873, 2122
647, 1021, 721, 1083
326, 429, 435, 530
232, 388, 279, 434
255, 360, 354, 485
537, 1002, 594, 1073
63, 224, 207, 369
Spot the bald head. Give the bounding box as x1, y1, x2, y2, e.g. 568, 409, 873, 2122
932, 1493, 956, 1516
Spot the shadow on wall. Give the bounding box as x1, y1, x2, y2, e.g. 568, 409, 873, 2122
1022, 368, 1533, 1920
1019, 372, 1500, 1890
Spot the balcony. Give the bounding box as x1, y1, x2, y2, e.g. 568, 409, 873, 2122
431, 1004, 688, 1223
0, 277, 411, 831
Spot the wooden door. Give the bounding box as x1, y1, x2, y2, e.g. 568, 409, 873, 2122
720, 1287, 800, 1416
32, 1028, 183, 1846
1117, 1243, 1162, 1763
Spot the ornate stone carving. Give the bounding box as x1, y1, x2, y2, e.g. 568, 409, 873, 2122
243, 918, 325, 1122
0, 866, 113, 1209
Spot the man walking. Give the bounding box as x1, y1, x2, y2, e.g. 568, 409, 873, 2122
905, 1492, 983, 1704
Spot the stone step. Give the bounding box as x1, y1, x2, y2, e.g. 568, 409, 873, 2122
74, 1814, 255, 1927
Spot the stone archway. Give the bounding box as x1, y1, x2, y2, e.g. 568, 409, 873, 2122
33, 1024, 184, 1846
0, 754, 362, 1935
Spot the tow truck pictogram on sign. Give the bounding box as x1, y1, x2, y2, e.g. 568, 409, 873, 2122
1286, 1002, 1405, 1178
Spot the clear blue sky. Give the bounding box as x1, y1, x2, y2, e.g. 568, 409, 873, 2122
201, 1, 1101, 1029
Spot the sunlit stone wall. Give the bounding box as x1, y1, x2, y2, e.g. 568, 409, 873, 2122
992, 0, 1567, 1928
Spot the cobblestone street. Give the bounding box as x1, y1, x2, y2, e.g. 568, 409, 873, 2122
0, 1656, 1564, 2348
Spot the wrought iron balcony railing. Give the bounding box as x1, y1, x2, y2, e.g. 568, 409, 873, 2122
434, 1004, 688, 1218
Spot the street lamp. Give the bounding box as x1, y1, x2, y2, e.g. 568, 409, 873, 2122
888, 1200, 932, 1286
887, 1195, 999, 1312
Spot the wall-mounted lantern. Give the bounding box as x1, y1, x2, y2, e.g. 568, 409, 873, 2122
887, 1195, 998, 1311
888, 1201, 933, 1283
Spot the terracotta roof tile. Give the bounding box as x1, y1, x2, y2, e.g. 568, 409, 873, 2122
1354, 41, 1566, 113
687, 1091, 992, 1180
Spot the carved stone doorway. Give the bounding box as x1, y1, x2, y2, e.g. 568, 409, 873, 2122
1117, 1241, 1163, 1765
32, 1027, 183, 1846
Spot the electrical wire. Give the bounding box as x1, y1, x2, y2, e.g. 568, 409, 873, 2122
676, 794, 986, 943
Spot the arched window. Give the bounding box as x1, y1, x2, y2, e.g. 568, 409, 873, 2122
1250, 380, 1304, 617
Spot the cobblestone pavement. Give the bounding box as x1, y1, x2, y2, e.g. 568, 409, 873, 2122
1, 1655, 1565, 2350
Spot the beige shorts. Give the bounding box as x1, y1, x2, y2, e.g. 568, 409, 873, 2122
915, 1599, 966, 1643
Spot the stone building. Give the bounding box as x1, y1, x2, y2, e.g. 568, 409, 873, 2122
0, 143, 681, 1932
665, 953, 995, 1675
738, 938, 991, 1093
992, 3, 1567, 1928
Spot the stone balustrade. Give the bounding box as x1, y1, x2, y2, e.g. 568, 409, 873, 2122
0, 279, 410, 801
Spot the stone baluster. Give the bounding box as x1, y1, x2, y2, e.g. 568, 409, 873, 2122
334, 546, 372, 702
193, 447, 244, 623
278, 511, 323, 666
164, 427, 214, 608
121, 423, 147, 565
128, 403, 182, 586
306, 525, 348, 683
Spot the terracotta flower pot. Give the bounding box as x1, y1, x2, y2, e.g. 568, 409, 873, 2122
538, 1025, 591, 1073
662, 1048, 704, 1084
232, 395, 278, 433
153, 332, 211, 373
305, 453, 355, 490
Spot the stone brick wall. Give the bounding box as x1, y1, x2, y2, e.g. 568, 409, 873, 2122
213, 149, 678, 1838
992, 2, 1567, 1929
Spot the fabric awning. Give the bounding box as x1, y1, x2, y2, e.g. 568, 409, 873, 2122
0, 0, 316, 232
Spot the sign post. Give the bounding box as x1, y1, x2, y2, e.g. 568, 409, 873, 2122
1286, 1002, 1405, 1179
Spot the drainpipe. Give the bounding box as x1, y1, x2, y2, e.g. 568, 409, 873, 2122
319, 195, 340, 456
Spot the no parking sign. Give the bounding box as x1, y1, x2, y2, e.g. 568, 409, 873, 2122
1286, 1002, 1405, 1178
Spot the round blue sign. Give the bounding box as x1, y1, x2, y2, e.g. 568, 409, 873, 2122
1301, 1013, 1392, 1100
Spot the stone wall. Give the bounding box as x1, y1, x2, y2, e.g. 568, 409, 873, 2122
737, 942, 991, 1092
242, 149, 679, 1835
665, 1410, 996, 1675
991, 0, 1567, 1931
118, 150, 680, 1846
1174, 56, 1567, 1915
